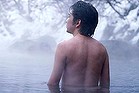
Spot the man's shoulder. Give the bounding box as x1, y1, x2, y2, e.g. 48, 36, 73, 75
57, 38, 76, 53
91, 38, 103, 46
57, 39, 72, 48
92, 39, 107, 53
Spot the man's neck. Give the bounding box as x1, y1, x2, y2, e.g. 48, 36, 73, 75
73, 30, 79, 36
72, 30, 92, 39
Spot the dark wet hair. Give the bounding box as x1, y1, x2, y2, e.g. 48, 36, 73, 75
70, 1, 98, 37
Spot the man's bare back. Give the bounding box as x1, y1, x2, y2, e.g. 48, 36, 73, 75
60, 34, 109, 87
48, 34, 109, 88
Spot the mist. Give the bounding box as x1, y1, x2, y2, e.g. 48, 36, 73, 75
0, 0, 139, 92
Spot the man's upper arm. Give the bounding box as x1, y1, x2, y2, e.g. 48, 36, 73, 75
100, 51, 110, 88
48, 42, 67, 85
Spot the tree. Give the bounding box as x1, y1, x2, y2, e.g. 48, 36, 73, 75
0, 0, 139, 47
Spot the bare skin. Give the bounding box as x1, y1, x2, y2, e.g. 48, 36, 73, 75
48, 11, 110, 89
48, 34, 109, 87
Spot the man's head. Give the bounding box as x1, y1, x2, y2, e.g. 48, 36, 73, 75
69, 1, 98, 37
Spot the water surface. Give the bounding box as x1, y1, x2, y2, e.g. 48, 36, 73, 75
0, 51, 139, 93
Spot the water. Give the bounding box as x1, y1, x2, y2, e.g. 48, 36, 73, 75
0, 52, 53, 93
0, 51, 139, 93
110, 59, 139, 93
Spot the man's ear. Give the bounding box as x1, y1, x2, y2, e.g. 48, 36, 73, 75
75, 19, 81, 28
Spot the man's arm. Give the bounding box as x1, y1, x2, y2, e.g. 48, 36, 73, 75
100, 51, 110, 89
47, 84, 60, 93
48, 42, 66, 86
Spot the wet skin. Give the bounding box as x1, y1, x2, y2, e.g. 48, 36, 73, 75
48, 34, 110, 87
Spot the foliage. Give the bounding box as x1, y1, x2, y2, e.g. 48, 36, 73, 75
0, 0, 139, 46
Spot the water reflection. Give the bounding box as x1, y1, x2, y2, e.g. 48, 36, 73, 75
47, 85, 109, 93
0, 43, 139, 92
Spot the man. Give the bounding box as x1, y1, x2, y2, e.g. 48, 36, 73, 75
48, 1, 110, 90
